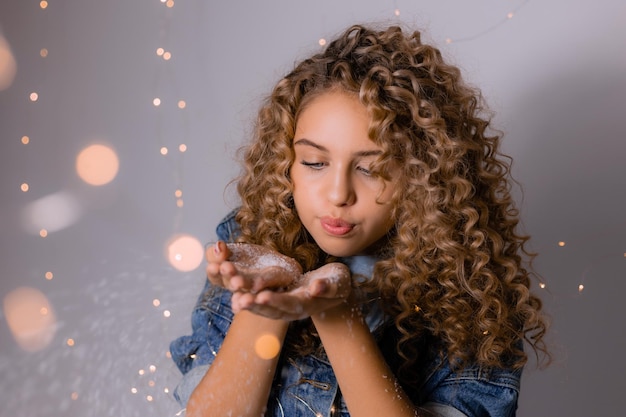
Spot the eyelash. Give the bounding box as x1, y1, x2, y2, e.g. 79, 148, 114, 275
300, 161, 325, 170
300, 160, 373, 176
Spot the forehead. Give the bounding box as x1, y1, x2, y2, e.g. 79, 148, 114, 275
294, 92, 375, 147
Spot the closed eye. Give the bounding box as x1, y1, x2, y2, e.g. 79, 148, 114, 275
300, 160, 326, 170
356, 165, 373, 176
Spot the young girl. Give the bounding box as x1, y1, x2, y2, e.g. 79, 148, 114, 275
170, 24, 548, 417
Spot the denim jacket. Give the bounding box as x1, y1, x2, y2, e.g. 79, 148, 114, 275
169, 210, 522, 416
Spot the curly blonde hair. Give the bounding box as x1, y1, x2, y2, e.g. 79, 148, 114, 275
234, 24, 548, 379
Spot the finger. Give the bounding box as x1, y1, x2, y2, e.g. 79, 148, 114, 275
206, 262, 221, 278
254, 290, 307, 318
219, 261, 238, 277
206, 261, 229, 287
206, 241, 230, 263
233, 291, 289, 319
232, 291, 256, 312
306, 263, 351, 298
218, 262, 256, 292
307, 279, 329, 297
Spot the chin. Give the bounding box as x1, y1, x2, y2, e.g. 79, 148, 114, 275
317, 241, 362, 258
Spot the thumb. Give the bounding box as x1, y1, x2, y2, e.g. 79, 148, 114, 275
308, 278, 330, 297
206, 240, 230, 262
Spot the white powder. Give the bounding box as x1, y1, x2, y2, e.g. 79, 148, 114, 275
226, 243, 302, 277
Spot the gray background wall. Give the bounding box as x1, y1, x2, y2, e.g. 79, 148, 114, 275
1, 1, 625, 416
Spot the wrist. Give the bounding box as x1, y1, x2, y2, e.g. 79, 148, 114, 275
311, 299, 362, 323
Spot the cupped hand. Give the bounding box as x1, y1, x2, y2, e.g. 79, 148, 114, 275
232, 262, 352, 321
206, 241, 303, 294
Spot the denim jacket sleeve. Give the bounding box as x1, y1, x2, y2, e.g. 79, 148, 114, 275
418, 358, 522, 417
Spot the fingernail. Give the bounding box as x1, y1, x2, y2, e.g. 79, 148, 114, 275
214, 242, 221, 255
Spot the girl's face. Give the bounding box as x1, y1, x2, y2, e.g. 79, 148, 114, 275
291, 91, 398, 257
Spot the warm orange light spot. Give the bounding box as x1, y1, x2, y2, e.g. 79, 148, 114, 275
40, 48, 48, 57
558, 241, 566, 247
318, 38, 326, 46
153, 97, 161, 106
160, 147, 168, 155
178, 144, 187, 152
166, 234, 204, 271
45, 271, 53, 280
539, 282, 546, 289
394, 9, 400, 16
30, 92, 38, 101
39, 229, 48, 237
21, 136, 30, 144
174, 189, 182, 198
156, 47, 164, 56
255, 334, 281, 359
578, 284, 584, 292
40, 1, 48, 9
67, 338, 75, 346
176, 199, 184, 208
177, 100, 186, 109
163, 51, 172, 60
71, 392, 78, 400
152, 299, 161, 307
76, 144, 119, 186
21, 183, 29, 192
166, 0, 174, 8
3, 287, 57, 351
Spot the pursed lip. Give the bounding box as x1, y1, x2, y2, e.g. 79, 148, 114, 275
320, 216, 355, 236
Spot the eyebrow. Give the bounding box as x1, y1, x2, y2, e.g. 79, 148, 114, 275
293, 138, 382, 157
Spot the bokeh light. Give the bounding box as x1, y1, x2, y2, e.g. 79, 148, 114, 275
21, 190, 82, 234
3, 286, 57, 352
254, 333, 281, 360
76, 143, 119, 186
165, 234, 204, 272
0, 34, 17, 91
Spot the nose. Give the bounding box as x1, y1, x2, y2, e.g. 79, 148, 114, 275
327, 168, 356, 206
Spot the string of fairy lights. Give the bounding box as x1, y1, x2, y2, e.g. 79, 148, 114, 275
2, 0, 624, 414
